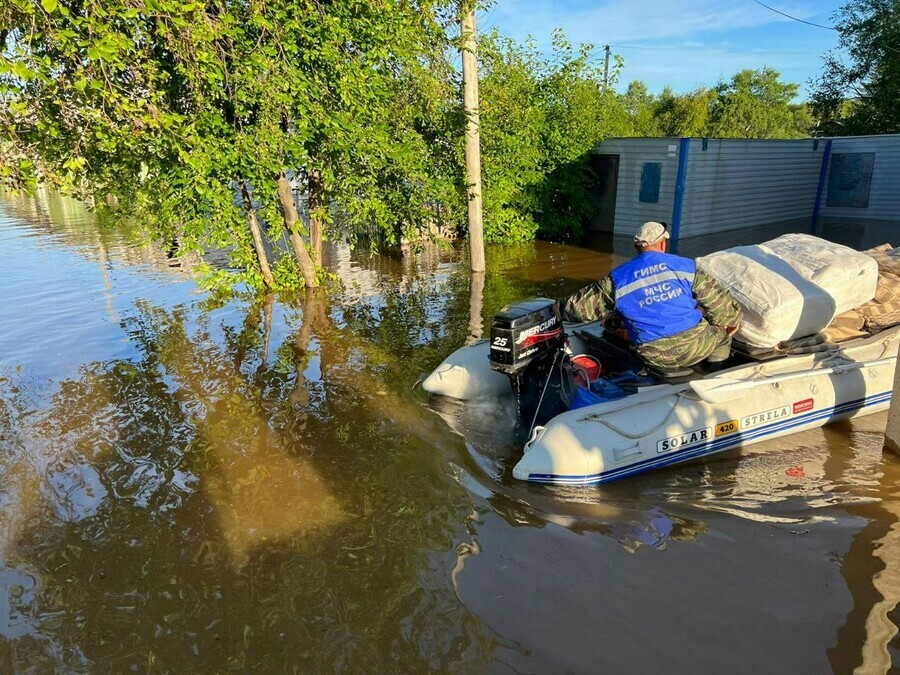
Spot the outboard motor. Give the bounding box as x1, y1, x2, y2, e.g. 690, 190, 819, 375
488, 298, 571, 426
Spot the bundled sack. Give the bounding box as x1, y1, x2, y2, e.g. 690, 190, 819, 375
824, 244, 900, 342
698, 234, 878, 349
764, 234, 878, 316
697, 245, 836, 348
864, 243, 900, 280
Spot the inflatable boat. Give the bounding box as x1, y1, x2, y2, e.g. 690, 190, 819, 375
423, 303, 899, 486
425, 236, 900, 485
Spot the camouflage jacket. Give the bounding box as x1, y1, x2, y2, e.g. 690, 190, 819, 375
561, 267, 743, 369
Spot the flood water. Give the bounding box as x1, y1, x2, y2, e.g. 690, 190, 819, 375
1, 191, 899, 673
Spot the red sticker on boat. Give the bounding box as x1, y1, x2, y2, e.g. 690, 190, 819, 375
793, 398, 814, 414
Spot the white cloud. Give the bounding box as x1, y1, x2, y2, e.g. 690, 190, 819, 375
482, 0, 817, 45
479, 0, 841, 97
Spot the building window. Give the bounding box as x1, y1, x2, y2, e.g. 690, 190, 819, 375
826, 153, 875, 208
639, 162, 662, 203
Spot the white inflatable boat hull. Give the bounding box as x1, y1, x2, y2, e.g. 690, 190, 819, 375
424, 325, 900, 485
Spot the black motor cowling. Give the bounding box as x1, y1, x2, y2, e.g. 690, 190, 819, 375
489, 298, 564, 374
489, 298, 571, 426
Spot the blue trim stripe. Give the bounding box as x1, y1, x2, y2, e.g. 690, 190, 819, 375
669, 137, 690, 250
527, 391, 891, 486
811, 139, 833, 235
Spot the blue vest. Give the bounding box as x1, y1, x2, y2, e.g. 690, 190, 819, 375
609, 251, 702, 344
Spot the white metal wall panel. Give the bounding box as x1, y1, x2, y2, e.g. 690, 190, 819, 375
820, 134, 900, 223
679, 139, 824, 237
594, 138, 680, 238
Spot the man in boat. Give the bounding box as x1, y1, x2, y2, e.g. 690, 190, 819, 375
562, 221, 742, 371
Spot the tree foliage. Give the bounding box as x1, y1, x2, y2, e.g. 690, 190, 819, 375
653, 86, 714, 137
620, 80, 660, 136
618, 69, 810, 139
811, 0, 900, 135
0, 1, 831, 274
478, 30, 626, 242
0, 0, 460, 290
708, 68, 803, 138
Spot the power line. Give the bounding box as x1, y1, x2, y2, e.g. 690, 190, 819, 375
478, 5, 499, 34
753, 0, 900, 55
751, 0, 836, 30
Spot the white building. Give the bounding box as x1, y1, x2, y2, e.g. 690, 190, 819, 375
590, 134, 900, 249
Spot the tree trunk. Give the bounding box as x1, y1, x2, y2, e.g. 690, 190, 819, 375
276, 172, 319, 288
240, 182, 275, 289
308, 167, 324, 264
290, 292, 329, 410
261, 293, 273, 369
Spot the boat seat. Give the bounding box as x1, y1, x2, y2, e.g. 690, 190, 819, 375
574, 329, 705, 384
733, 344, 779, 360
575, 328, 644, 371
650, 366, 697, 383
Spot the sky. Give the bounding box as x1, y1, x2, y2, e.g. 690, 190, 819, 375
478, 0, 847, 99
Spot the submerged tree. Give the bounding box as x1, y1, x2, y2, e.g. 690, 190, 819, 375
811, 0, 900, 135
0, 0, 461, 290
477, 30, 626, 242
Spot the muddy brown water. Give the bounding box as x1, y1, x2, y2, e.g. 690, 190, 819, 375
0, 191, 898, 673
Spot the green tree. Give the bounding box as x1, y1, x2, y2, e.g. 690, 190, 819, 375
790, 102, 816, 137
653, 86, 714, 137
475, 33, 545, 242
708, 68, 803, 138
535, 33, 628, 240
477, 30, 624, 242
0, 0, 460, 291
620, 80, 660, 136
811, 0, 900, 135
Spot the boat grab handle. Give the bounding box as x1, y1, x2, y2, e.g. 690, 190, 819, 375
526, 425, 545, 448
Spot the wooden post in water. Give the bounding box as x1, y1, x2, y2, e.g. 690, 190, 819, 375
885, 362, 900, 454
461, 3, 485, 273
466, 271, 485, 344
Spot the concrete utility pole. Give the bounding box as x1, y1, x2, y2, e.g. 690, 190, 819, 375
461, 4, 486, 273
884, 362, 900, 455
603, 45, 610, 91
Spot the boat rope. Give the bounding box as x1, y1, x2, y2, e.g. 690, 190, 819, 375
528, 349, 563, 439
749, 351, 848, 382
878, 331, 898, 359
580, 390, 690, 440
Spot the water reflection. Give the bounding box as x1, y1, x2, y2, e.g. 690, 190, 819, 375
467, 271, 485, 344
0, 291, 498, 670
824, 419, 900, 674
0, 188, 204, 275
487, 490, 708, 554
857, 492, 900, 674
2, 191, 900, 671
126, 300, 348, 564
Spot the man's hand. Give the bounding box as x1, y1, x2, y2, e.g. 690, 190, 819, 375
725, 325, 739, 336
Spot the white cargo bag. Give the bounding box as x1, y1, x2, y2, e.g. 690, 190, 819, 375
697, 234, 878, 349
763, 234, 878, 316
698, 245, 836, 348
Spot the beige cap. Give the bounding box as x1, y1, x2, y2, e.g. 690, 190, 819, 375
634, 221, 670, 246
